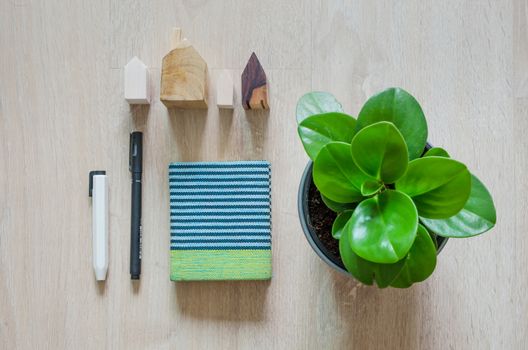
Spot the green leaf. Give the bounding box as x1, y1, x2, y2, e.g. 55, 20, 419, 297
357, 88, 428, 160
390, 225, 437, 288
395, 157, 471, 219
332, 210, 353, 239
351, 121, 408, 183
313, 142, 373, 203
424, 147, 450, 158
339, 226, 405, 287
298, 112, 357, 160
296, 92, 344, 124
360, 180, 384, 197
347, 190, 418, 263
425, 226, 439, 250
420, 174, 496, 238
321, 194, 357, 213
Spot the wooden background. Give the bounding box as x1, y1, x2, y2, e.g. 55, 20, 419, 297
0, 1, 526, 349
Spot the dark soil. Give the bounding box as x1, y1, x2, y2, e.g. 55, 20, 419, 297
307, 180, 342, 265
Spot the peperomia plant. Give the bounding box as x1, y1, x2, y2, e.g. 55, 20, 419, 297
296, 88, 496, 288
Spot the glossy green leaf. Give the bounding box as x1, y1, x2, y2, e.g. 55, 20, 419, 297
390, 225, 437, 288
296, 91, 344, 124
424, 147, 450, 158
395, 157, 471, 219
332, 210, 353, 239
339, 227, 405, 287
313, 142, 373, 203
298, 112, 357, 160
321, 194, 357, 213
351, 121, 408, 183
361, 180, 384, 197
357, 88, 428, 160
420, 174, 496, 237
347, 190, 418, 263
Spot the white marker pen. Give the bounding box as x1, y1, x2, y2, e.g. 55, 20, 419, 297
89, 171, 108, 281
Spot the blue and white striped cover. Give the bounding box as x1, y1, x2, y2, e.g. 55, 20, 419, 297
169, 161, 272, 280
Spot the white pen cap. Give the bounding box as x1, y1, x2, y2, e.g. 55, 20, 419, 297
89, 171, 109, 281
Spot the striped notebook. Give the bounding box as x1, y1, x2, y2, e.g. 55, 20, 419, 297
169, 161, 272, 281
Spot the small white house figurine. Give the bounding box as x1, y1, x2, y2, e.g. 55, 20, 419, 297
216, 70, 234, 109
124, 57, 150, 105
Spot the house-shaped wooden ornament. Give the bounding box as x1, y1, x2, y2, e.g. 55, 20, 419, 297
124, 56, 150, 105
216, 70, 234, 109
241, 52, 269, 110
160, 28, 208, 109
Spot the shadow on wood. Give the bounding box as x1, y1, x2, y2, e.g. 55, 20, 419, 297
329, 270, 419, 348
95, 280, 105, 295
174, 280, 270, 322
130, 104, 150, 131
167, 109, 208, 161
244, 109, 270, 159
217, 108, 235, 158
131, 280, 141, 294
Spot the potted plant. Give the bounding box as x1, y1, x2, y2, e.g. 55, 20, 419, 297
296, 88, 496, 288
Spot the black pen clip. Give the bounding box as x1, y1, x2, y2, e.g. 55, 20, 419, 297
129, 132, 143, 174
129, 133, 133, 172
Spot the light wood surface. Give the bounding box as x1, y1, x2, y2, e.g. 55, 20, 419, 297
0, 1, 526, 349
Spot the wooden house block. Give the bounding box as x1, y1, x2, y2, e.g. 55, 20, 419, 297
124, 57, 150, 105
216, 70, 234, 109
241, 52, 269, 110
160, 28, 208, 109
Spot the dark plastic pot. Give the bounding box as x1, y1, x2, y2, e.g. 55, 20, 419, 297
297, 161, 448, 275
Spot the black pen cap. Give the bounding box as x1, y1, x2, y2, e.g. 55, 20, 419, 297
129, 132, 143, 173
88, 170, 106, 197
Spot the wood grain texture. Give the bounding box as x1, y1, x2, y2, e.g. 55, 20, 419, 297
242, 53, 269, 110
160, 29, 208, 109
0, 0, 526, 349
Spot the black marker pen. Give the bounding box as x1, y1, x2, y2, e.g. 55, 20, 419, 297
129, 132, 143, 280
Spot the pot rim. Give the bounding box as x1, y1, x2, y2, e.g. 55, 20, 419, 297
297, 161, 349, 275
